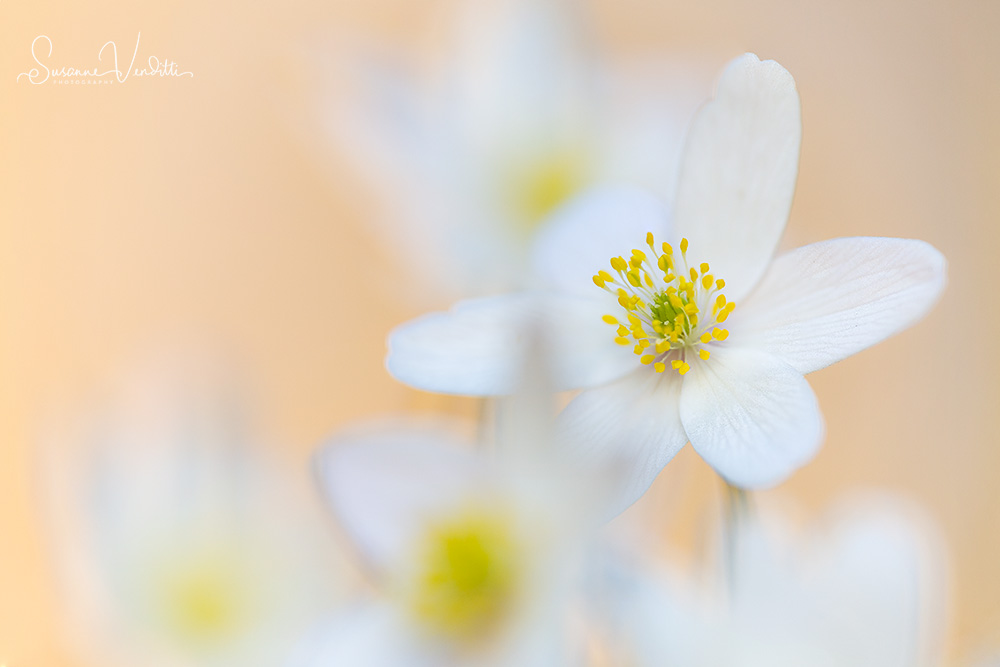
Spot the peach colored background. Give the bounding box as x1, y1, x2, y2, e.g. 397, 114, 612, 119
2, 0, 998, 663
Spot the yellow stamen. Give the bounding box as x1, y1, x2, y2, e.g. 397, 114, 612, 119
596, 233, 735, 373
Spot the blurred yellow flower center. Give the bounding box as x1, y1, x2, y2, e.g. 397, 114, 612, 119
506, 150, 589, 231
593, 234, 735, 375
157, 555, 247, 644
409, 512, 519, 641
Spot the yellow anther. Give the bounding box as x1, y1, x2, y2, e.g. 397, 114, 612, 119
717, 302, 736, 323
599, 234, 732, 371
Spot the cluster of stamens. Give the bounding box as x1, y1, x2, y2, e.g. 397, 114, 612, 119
593, 234, 735, 375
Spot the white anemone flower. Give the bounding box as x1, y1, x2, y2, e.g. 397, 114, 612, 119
386, 53, 947, 501
600, 495, 947, 667
43, 362, 347, 667
293, 414, 605, 667
320, 0, 700, 298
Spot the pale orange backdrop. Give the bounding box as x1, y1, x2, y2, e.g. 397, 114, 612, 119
1, 0, 998, 664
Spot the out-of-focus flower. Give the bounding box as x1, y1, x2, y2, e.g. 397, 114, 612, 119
295, 385, 608, 666
318, 0, 701, 298
42, 359, 348, 667
598, 494, 948, 667
385, 54, 946, 502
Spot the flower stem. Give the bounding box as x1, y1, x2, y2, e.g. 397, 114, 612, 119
721, 478, 752, 597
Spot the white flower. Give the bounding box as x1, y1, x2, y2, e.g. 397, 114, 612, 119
386, 53, 946, 501
318, 0, 701, 298
42, 360, 347, 667
599, 495, 947, 667
294, 416, 606, 667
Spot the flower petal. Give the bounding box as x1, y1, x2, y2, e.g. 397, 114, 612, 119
531, 186, 671, 297
679, 347, 823, 488
314, 425, 482, 569
288, 604, 436, 667
731, 237, 947, 374
673, 53, 801, 301
556, 368, 688, 511
386, 292, 635, 395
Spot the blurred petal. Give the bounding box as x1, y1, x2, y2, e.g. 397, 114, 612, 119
556, 368, 687, 511
679, 347, 823, 488
288, 604, 432, 667
386, 293, 634, 395
450, 0, 595, 152
730, 237, 947, 374
673, 53, 801, 301
315, 426, 481, 569
531, 186, 671, 296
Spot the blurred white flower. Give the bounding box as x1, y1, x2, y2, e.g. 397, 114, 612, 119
42, 359, 348, 667
295, 400, 608, 666
598, 495, 948, 667
318, 0, 702, 298
385, 53, 946, 503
